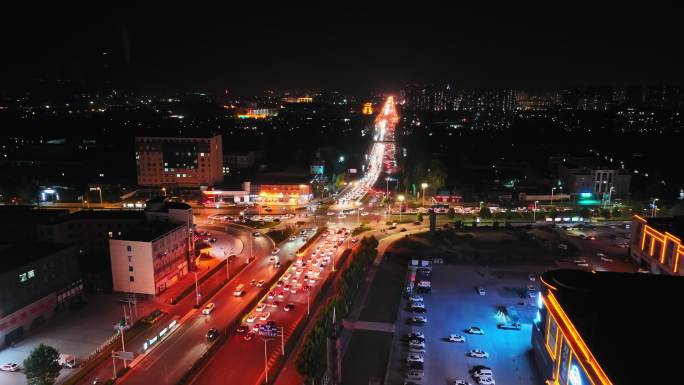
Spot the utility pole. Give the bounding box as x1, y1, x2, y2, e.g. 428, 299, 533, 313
111, 351, 117, 379
194, 272, 200, 307
120, 328, 127, 367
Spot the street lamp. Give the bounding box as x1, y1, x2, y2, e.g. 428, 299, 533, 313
421, 183, 428, 207
551, 187, 556, 206
398, 195, 405, 222
533, 200, 539, 223
162, 187, 166, 196
652, 198, 659, 217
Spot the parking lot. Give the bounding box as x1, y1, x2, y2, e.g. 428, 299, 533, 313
387, 263, 543, 385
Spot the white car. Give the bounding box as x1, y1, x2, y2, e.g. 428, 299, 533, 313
477, 377, 495, 385
338, 215, 346, 219
409, 346, 426, 354
528, 274, 536, 281
1, 363, 20, 372
202, 302, 216, 315
260, 312, 271, 321
600, 255, 613, 262
573, 258, 587, 264
408, 295, 423, 302
411, 316, 427, 324
406, 354, 424, 363
410, 302, 425, 309
289, 236, 297, 241
448, 334, 465, 343
408, 341, 425, 349
272, 248, 280, 255
408, 331, 424, 340
477, 287, 486, 295
327, 212, 335, 216
246, 313, 258, 323
467, 327, 484, 335
468, 349, 489, 358
454, 380, 471, 385
637, 267, 649, 273
256, 303, 266, 312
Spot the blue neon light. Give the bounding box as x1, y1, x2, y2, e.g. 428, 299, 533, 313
569, 365, 582, 385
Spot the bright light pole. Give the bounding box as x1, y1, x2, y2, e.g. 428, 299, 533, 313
533, 200, 539, 223
262, 338, 272, 383
398, 195, 405, 222
652, 198, 659, 217
421, 183, 428, 207
551, 187, 556, 206
194, 272, 200, 307
162, 187, 166, 196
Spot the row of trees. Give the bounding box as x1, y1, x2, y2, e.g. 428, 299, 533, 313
295, 236, 379, 381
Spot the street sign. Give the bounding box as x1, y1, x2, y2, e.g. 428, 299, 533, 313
258, 325, 278, 337
115, 351, 134, 360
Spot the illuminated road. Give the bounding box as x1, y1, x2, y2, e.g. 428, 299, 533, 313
191, 227, 352, 385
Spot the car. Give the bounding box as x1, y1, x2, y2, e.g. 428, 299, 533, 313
468, 349, 489, 358
338, 215, 346, 219
576, 262, 590, 267
637, 267, 650, 273
206, 328, 219, 341
405, 369, 424, 381
327, 212, 336, 216
252, 231, 261, 237
453, 380, 472, 385
477, 287, 486, 295
527, 291, 537, 298
410, 306, 427, 313
260, 312, 271, 321
202, 302, 216, 315
448, 334, 466, 342
573, 258, 587, 264
406, 354, 424, 363
236, 324, 249, 334
407, 331, 424, 340
600, 255, 614, 262
246, 313, 258, 323
406, 361, 424, 370
400, 227, 408, 232
208, 238, 217, 243
1, 363, 20, 372
476, 377, 495, 385
243, 331, 256, 341
410, 316, 427, 324
272, 248, 280, 255
256, 303, 266, 312
498, 322, 522, 330
408, 341, 425, 349
408, 295, 423, 302
528, 273, 536, 281
257, 279, 265, 287
289, 236, 297, 241
467, 326, 484, 335
284, 303, 295, 312
361, 211, 369, 216
408, 346, 426, 354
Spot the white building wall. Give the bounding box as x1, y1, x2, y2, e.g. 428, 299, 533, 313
110, 240, 156, 295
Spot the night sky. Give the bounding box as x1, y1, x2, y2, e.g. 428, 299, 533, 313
2, 2, 682, 93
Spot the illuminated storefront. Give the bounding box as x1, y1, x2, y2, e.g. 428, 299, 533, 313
533, 269, 684, 385
257, 184, 312, 205
630, 215, 684, 275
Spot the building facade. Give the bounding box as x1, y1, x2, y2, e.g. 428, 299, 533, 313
109, 223, 190, 296
0, 243, 83, 347
630, 215, 684, 275
135, 135, 223, 187
558, 164, 631, 199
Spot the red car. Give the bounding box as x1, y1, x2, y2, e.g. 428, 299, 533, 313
243, 331, 256, 341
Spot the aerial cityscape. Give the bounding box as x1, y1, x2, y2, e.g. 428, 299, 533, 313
1, 4, 683, 385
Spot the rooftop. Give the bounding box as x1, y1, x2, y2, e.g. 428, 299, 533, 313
0, 207, 70, 225
640, 215, 684, 239
0, 242, 74, 274
541, 269, 684, 385
113, 223, 185, 242
60, 210, 146, 222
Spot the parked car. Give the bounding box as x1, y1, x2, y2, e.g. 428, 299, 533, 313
407, 331, 425, 340
498, 322, 522, 330
468, 349, 489, 358
448, 334, 466, 342
252, 232, 261, 237
246, 313, 258, 323
257, 279, 265, 287
528, 274, 536, 281
243, 331, 256, 341
408, 341, 425, 349
406, 354, 424, 363
206, 328, 219, 341
260, 312, 271, 321
236, 324, 249, 334
637, 267, 650, 273
256, 303, 266, 312
477, 287, 486, 295
467, 326, 484, 335
410, 316, 427, 324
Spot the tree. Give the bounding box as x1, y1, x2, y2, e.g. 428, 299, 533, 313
549, 207, 558, 219
580, 207, 591, 218
23, 344, 61, 385
479, 206, 492, 219
447, 207, 455, 219
416, 212, 424, 222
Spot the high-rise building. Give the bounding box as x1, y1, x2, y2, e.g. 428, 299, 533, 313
135, 135, 223, 187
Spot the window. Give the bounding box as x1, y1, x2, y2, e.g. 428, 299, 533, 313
129, 276, 135, 282
128, 256, 133, 262
129, 266, 134, 272
127, 245, 132, 252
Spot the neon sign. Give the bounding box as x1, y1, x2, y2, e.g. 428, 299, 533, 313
569, 365, 583, 385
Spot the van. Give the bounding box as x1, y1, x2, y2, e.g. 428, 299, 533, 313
234, 284, 246, 297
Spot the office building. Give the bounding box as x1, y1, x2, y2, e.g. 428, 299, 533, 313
109, 223, 190, 296
630, 215, 684, 275
533, 269, 684, 385
135, 135, 223, 187
556, 160, 631, 200
0, 243, 83, 347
